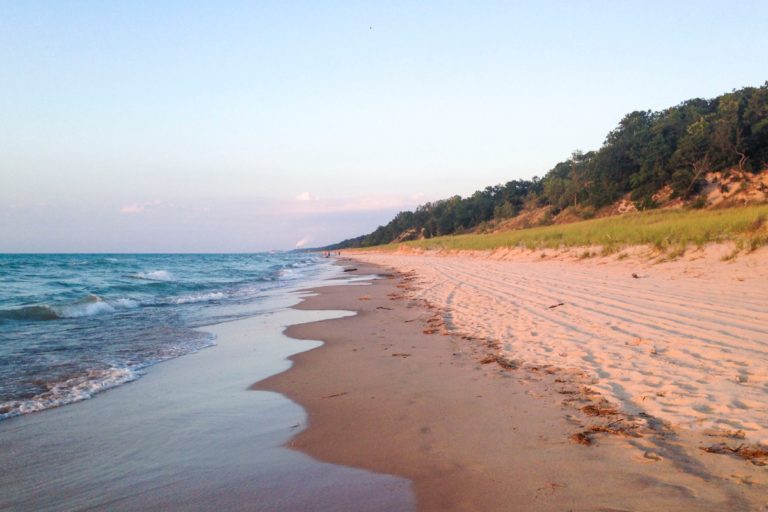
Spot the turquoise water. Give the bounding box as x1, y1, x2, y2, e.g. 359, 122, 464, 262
0, 253, 326, 420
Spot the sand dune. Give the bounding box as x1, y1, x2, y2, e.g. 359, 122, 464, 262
354, 247, 768, 444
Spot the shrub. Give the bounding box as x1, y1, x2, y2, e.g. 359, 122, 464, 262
748, 214, 765, 232
538, 210, 554, 227
668, 245, 686, 259
748, 234, 768, 252
689, 196, 707, 209
377, 204, 768, 256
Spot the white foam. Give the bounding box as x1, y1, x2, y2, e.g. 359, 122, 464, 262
111, 298, 140, 309
33, 296, 140, 319
0, 367, 140, 420
130, 271, 174, 282
172, 292, 226, 304
52, 295, 116, 318
0, 331, 218, 421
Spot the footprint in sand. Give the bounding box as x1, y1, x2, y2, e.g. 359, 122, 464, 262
631, 451, 663, 464
565, 414, 582, 425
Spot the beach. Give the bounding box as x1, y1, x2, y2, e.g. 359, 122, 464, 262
5, 3, 768, 510
259, 255, 768, 510
357, 246, 768, 444
3, 252, 767, 511
0, 272, 414, 511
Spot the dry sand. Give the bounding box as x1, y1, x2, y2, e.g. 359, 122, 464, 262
256, 259, 768, 511
357, 246, 768, 445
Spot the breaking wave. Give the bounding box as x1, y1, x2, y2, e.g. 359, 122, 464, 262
129, 271, 174, 281
0, 252, 327, 421
171, 292, 227, 304
0, 367, 140, 420
0, 328, 217, 420
0, 295, 140, 321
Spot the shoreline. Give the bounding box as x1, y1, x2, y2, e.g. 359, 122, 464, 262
256, 259, 767, 511
0, 272, 414, 511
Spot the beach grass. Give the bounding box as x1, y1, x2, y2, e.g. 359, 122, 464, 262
367, 204, 768, 253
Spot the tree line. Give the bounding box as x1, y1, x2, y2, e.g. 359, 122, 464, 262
322, 82, 768, 249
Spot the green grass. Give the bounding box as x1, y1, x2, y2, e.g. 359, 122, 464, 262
368, 204, 768, 253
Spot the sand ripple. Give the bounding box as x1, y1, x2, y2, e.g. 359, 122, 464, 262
357, 249, 768, 444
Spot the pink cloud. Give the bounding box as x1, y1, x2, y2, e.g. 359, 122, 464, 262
120, 203, 144, 213
120, 200, 162, 214
295, 192, 317, 201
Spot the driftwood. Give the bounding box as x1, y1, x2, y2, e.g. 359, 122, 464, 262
321, 392, 347, 399
572, 432, 591, 445
582, 404, 620, 417
699, 443, 768, 459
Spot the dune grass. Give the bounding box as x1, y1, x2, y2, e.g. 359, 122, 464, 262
369, 204, 768, 254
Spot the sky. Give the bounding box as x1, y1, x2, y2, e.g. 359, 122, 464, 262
2, 1, 768, 252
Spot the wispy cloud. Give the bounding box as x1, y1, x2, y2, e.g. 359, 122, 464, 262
295, 235, 312, 249
295, 192, 317, 201
120, 200, 161, 213
121, 203, 143, 213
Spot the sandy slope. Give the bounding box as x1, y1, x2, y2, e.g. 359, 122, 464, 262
353, 245, 768, 444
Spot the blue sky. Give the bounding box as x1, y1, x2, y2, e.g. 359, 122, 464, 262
2, 1, 768, 252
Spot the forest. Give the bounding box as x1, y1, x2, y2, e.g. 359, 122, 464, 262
321, 82, 768, 250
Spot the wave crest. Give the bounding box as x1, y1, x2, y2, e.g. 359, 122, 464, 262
0, 367, 140, 420
171, 292, 226, 304
0, 329, 216, 420
129, 271, 174, 282
0, 295, 140, 321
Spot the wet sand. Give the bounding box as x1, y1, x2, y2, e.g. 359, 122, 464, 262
0, 290, 414, 511
256, 260, 768, 511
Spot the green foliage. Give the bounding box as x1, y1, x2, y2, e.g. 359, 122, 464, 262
538, 210, 554, 226
579, 207, 596, 220
689, 196, 708, 210
747, 234, 768, 252
372, 205, 768, 253
325, 82, 768, 250
494, 201, 517, 219
669, 245, 687, 259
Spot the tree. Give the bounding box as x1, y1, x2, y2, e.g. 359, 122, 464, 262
714, 94, 749, 171
670, 116, 713, 198
325, 82, 768, 249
